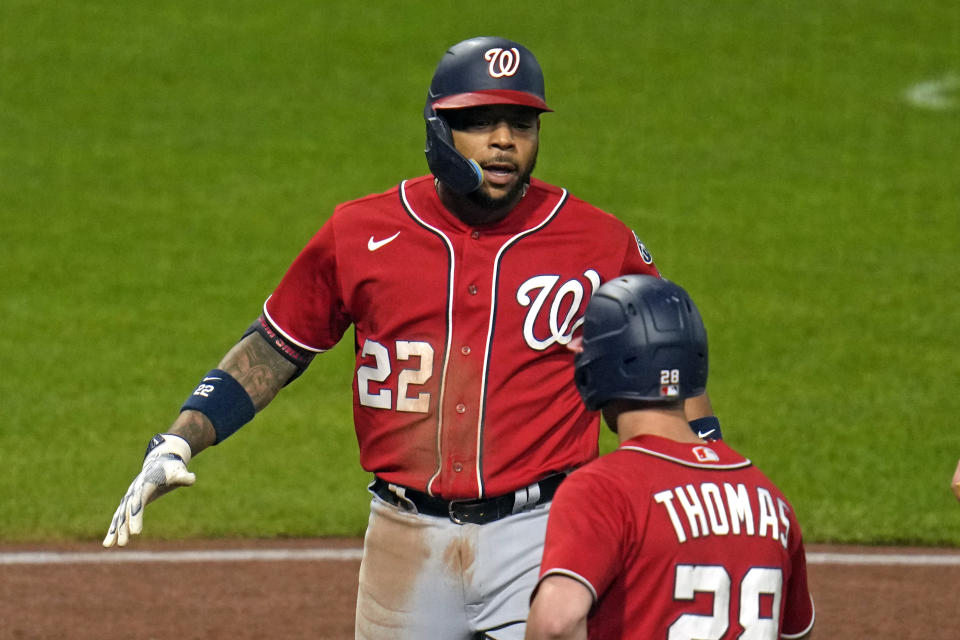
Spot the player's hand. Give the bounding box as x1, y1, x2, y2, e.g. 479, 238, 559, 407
103, 434, 195, 547
952, 458, 960, 502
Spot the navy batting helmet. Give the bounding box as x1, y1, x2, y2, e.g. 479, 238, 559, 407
574, 275, 708, 411
424, 36, 552, 194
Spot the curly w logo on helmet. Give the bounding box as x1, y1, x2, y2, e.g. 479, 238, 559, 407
484, 47, 521, 77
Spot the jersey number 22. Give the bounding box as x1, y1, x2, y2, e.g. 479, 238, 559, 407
357, 339, 433, 412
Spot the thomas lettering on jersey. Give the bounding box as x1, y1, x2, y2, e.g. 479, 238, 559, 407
653, 483, 792, 549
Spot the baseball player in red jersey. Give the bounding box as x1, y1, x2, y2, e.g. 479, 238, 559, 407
526, 275, 814, 640
103, 37, 718, 639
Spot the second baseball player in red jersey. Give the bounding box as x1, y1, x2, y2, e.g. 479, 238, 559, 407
535, 441, 815, 639
265, 175, 657, 499
527, 275, 814, 640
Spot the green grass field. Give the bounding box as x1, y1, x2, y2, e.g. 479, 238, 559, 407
2, 0, 958, 545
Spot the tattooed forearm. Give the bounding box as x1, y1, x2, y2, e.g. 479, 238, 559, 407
164, 334, 296, 457
170, 409, 217, 453
217, 333, 298, 410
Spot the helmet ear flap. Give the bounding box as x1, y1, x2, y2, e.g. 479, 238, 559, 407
424, 105, 483, 194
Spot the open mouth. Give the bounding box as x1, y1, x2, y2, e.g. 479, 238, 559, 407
482, 162, 517, 184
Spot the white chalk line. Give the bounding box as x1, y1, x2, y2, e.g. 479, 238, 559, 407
0, 548, 363, 566
806, 552, 960, 566
2, 547, 959, 567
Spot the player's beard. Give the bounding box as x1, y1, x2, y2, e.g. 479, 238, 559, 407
467, 152, 537, 211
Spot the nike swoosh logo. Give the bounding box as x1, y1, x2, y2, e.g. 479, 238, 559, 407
368, 232, 401, 251
203, 377, 222, 382
697, 429, 716, 439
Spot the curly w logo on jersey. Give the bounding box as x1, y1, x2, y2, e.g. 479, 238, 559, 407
516, 270, 601, 351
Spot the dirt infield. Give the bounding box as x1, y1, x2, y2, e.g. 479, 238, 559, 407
1, 539, 958, 639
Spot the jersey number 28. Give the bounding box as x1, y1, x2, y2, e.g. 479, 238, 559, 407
669, 565, 783, 640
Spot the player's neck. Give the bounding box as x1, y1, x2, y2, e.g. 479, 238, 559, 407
435, 180, 522, 226
613, 407, 704, 445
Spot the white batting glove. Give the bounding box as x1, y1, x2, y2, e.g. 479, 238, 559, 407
103, 434, 195, 548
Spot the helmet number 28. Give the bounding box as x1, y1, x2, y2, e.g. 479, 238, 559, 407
661, 369, 681, 384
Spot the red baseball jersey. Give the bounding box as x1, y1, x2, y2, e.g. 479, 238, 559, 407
263, 175, 659, 499
537, 434, 815, 639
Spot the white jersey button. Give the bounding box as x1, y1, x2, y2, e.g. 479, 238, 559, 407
456, 403, 467, 414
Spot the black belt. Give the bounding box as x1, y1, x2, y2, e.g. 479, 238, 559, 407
369, 473, 567, 525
